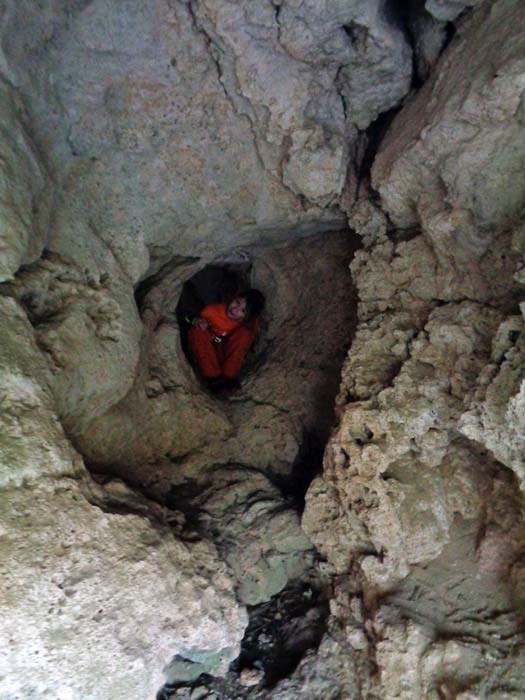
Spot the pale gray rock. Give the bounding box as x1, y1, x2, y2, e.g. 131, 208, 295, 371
372, 0, 525, 258
0, 79, 51, 281
1, 485, 247, 700
275, 0, 412, 128
0, 0, 346, 281
406, 3, 448, 82
0, 0, 414, 284
0, 295, 82, 488
0, 296, 247, 700
4, 253, 142, 436
367, 0, 525, 493
247, 231, 359, 440
425, 0, 482, 22
304, 2, 525, 696
376, 493, 525, 697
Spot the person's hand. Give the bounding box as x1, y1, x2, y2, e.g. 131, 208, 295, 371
194, 318, 210, 331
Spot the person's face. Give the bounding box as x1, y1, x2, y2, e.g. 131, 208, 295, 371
227, 297, 247, 322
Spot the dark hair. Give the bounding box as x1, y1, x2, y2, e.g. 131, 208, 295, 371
239, 288, 265, 319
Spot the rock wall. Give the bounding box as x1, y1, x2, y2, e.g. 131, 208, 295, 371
0, 295, 247, 700
0, 79, 51, 281
0, 0, 412, 281
303, 1, 525, 697
1, 1, 370, 694
80, 230, 358, 608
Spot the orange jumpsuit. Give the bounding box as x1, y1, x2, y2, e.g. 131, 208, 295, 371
188, 303, 259, 379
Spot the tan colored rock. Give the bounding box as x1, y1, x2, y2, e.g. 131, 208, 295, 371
303, 3, 525, 696
0, 296, 247, 700
4, 254, 142, 436
372, 1, 525, 272
307, 301, 502, 588
239, 668, 264, 687
459, 309, 525, 486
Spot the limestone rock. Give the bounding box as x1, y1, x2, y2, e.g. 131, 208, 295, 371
304, 2, 525, 695
187, 465, 314, 606
4, 253, 141, 436
3, 1, 525, 698
79, 231, 357, 610
367, 0, 525, 491
459, 310, 525, 486
0, 295, 247, 700
308, 300, 504, 591
1, 485, 247, 700
406, 3, 448, 83
375, 490, 525, 697
425, 0, 482, 22
0, 80, 51, 281
248, 230, 359, 441
0, 0, 414, 282
0, 295, 82, 488
266, 634, 362, 700
372, 0, 525, 259
0, 0, 340, 280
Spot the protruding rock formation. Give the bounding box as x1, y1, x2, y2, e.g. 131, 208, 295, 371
0, 296, 247, 699
0, 81, 51, 280
304, 1, 525, 697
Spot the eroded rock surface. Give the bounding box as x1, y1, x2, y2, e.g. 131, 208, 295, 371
3, 253, 141, 435
0, 0, 413, 280
304, 1, 525, 697
2, 0, 525, 698
0, 80, 51, 281
0, 296, 247, 700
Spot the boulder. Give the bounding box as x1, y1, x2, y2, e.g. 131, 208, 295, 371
0, 296, 247, 700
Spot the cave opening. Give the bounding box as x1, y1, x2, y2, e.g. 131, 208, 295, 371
174, 255, 258, 378
128, 231, 360, 699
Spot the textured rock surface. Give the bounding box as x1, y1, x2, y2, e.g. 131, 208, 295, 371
373, 0, 525, 251
0, 295, 247, 700
425, 0, 482, 22
0, 0, 412, 280
0, 80, 51, 281
304, 1, 525, 697
406, 3, 448, 83
3, 253, 142, 436
168, 465, 314, 606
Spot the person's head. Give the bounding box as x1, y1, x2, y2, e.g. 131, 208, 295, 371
226, 288, 265, 323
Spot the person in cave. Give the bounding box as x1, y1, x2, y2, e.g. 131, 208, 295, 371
187, 288, 265, 394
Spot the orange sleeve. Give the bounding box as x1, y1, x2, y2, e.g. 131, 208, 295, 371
200, 304, 218, 322
200, 304, 226, 325
200, 304, 240, 336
